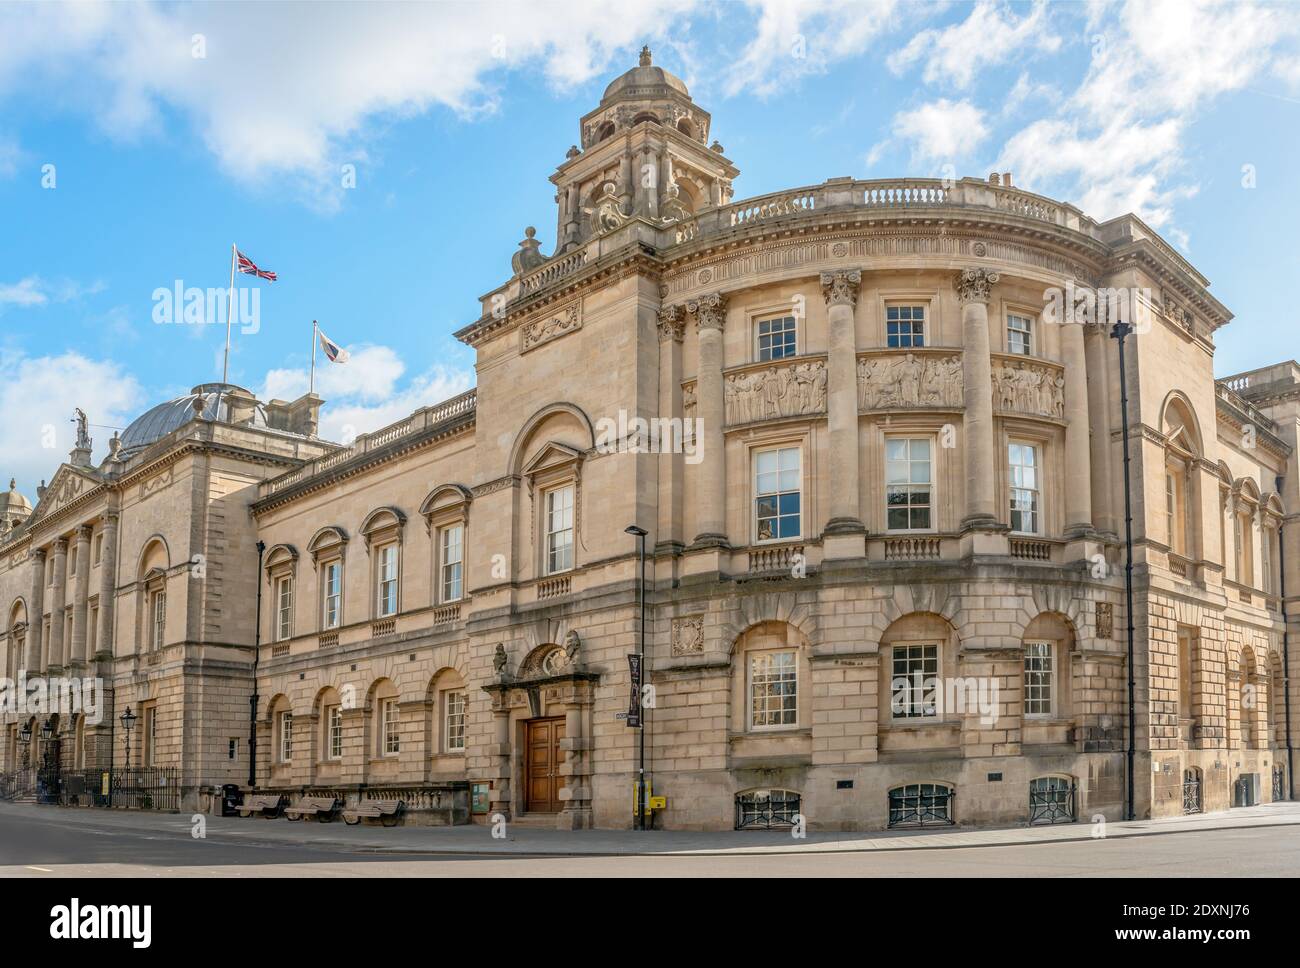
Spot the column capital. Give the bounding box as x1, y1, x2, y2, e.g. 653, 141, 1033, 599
687, 292, 728, 331
77, 523, 94, 540
657, 304, 685, 342
52, 538, 68, 556
820, 269, 862, 308
31, 546, 47, 562
955, 267, 1001, 304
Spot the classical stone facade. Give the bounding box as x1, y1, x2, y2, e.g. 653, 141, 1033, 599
2, 51, 1297, 831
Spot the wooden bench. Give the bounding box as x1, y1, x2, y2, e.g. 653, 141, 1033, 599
342, 798, 405, 827
284, 795, 340, 822
236, 794, 285, 819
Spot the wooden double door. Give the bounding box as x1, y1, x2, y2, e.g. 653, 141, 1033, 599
525, 717, 566, 814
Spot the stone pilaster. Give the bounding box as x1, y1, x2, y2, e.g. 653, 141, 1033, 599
657, 305, 686, 555
956, 268, 1002, 537
96, 512, 118, 662
689, 292, 728, 547
26, 548, 45, 671
47, 538, 67, 672
822, 270, 865, 555
70, 525, 92, 668
1061, 319, 1094, 537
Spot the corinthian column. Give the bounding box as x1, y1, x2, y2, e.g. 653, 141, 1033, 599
689, 292, 728, 546
657, 305, 686, 554
96, 512, 119, 661
70, 524, 92, 667
26, 548, 45, 671
956, 268, 1000, 530
47, 537, 67, 672
822, 269, 865, 547
1061, 319, 1094, 536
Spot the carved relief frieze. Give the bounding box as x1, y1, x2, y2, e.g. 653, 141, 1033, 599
857, 351, 963, 411
991, 358, 1065, 418
139, 466, 175, 500
724, 358, 826, 425
521, 301, 582, 353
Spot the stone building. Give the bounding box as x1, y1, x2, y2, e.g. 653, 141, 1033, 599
1, 50, 1296, 830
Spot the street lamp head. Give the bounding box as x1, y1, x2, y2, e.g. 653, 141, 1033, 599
624, 525, 648, 537
1110, 320, 1133, 340
18, 723, 31, 743
120, 706, 137, 732
39, 719, 54, 740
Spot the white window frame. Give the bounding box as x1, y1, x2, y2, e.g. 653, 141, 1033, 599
891, 643, 939, 719
279, 710, 293, 763
275, 576, 293, 642
885, 303, 926, 348
440, 523, 464, 603
150, 588, 166, 651
755, 313, 798, 362
376, 543, 399, 617
885, 437, 933, 532
1008, 441, 1040, 535
380, 697, 400, 756
1007, 312, 1034, 356
753, 445, 802, 543
444, 690, 467, 752
1023, 641, 1054, 717
321, 559, 343, 630
747, 649, 798, 730
544, 485, 575, 575
326, 704, 343, 760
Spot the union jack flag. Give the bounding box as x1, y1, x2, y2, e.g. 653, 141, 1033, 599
236, 250, 277, 282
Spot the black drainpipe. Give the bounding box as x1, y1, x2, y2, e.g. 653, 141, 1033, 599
1111, 321, 1137, 821
1277, 475, 1294, 800
248, 540, 265, 788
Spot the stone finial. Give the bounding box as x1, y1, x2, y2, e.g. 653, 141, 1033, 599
639, 45, 652, 67
820, 269, 862, 308
511, 226, 545, 276
687, 292, 728, 331
710, 140, 724, 154
37, 480, 46, 501
955, 267, 1000, 304
108, 433, 122, 461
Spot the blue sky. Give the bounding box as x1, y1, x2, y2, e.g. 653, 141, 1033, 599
1, 0, 1298, 492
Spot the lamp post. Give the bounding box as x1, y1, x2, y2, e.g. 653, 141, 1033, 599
18, 722, 31, 769
1110, 320, 1137, 822
120, 705, 138, 773
38, 719, 56, 804
625, 524, 648, 831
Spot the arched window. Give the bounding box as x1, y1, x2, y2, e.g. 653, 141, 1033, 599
735, 788, 801, 829
888, 782, 954, 827
730, 622, 808, 733
1161, 394, 1202, 564
268, 695, 293, 766
369, 679, 400, 758
429, 668, 468, 756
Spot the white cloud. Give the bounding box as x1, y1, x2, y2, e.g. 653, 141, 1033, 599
0, 0, 701, 208
887, 1, 1060, 89
993, 0, 1300, 237
0, 351, 146, 493
891, 98, 988, 163
716, 0, 899, 98
0, 276, 106, 310
258, 343, 472, 445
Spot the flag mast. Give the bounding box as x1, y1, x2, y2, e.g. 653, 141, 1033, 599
310, 320, 318, 396
222, 242, 236, 385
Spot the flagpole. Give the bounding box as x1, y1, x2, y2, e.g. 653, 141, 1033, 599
310, 320, 317, 396
222, 242, 236, 385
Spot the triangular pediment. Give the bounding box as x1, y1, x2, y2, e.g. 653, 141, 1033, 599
521, 441, 585, 479
31, 464, 102, 521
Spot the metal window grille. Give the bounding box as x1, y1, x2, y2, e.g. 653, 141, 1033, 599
1028, 777, 1075, 824
888, 783, 954, 827
1183, 769, 1202, 815
735, 789, 801, 829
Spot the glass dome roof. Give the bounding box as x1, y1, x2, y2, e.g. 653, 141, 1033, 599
118, 383, 267, 458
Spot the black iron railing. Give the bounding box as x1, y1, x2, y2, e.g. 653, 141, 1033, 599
0, 767, 36, 800
735, 790, 801, 829
56, 768, 180, 811
1029, 782, 1076, 824
1273, 766, 1287, 802
888, 784, 954, 828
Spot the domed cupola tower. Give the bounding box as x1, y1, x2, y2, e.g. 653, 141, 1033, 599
551, 46, 739, 253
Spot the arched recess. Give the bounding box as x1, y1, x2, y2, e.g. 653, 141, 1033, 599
136, 535, 170, 578
427, 666, 469, 763
136, 537, 169, 655
265, 693, 294, 770
877, 611, 961, 726
312, 685, 344, 773
1269, 651, 1286, 748
1239, 646, 1262, 750
366, 677, 401, 763
5, 598, 26, 679
508, 402, 596, 478
729, 620, 811, 735
1160, 392, 1203, 560
719, 590, 818, 650
1022, 611, 1077, 721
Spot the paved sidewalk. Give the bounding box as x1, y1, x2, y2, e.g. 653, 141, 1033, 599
2, 799, 1298, 857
